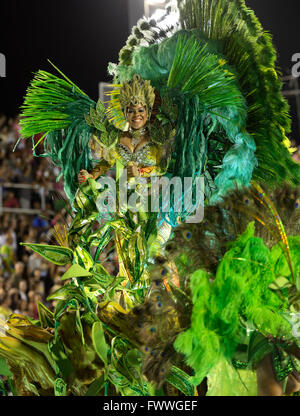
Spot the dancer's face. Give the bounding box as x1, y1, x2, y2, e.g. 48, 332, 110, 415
127, 103, 148, 130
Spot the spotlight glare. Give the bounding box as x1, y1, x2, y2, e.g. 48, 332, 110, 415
145, 0, 166, 5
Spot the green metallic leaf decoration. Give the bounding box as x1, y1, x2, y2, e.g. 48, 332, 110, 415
92, 322, 109, 366
166, 366, 195, 396
60, 264, 93, 281
123, 349, 145, 392
37, 302, 55, 329
74, 246, 94, 271
47, 284, 86, 304
84, 113, 93, 127
20, 243, 74, 266
54, 377, 67, 396
85, 373, 105, 396
73, 299, 85, 346
0, 317, 56, 394
96, 98, 106, 116
89, 108, 107, 133
0, 357, 12, 377
48, 336, 74, 380
93, 262, 110, 277
85, 98, 119, 149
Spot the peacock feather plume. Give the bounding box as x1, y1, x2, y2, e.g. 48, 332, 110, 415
165, 183, 300, 275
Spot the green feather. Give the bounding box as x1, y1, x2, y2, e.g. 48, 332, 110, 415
19, 63, 96, 203
177, 0, 300, 186
174, 222, 292, 384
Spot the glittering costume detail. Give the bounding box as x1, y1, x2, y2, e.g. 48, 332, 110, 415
117, 142, 153, 166
272, 345, 295, 382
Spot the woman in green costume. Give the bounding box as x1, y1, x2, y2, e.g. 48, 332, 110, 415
73, 74, 175, 289
1, 0, 300, 397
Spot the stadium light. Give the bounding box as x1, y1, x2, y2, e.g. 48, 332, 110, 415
144, 0, 167, 17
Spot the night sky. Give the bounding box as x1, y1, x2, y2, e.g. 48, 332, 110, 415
0, 0, 130, 117
246, 0, 300, 73
245, 0, 300, 142
1, 0, 300, 141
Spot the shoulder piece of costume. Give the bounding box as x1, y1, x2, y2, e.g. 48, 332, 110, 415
85, 98, 119, 150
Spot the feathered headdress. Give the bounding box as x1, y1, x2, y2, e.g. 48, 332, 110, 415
105, 74, 156, 130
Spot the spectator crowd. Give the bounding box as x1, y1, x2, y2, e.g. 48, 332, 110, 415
0, 114, 81, 320
292, 141, 300, 164
0, 113, 119, 322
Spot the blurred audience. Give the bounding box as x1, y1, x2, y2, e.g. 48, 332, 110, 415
0, 114, 66, 317
0, 113, 119, 319
291, 139, 300, 163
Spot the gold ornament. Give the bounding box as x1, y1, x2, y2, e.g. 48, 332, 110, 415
119, 74, 155, 115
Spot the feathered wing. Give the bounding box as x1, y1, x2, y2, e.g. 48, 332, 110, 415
163, 33, 257, 206
177, 0, 300, 187
111, 30, 257, 220
109, 0, 300, 216
19, 62, 99, 204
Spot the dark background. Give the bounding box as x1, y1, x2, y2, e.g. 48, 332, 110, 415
0, 0, 130, 117
1, 0, 300, 141
246, 0, 300, 143
246, 0, 300, 74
